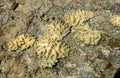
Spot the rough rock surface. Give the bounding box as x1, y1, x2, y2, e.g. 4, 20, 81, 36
0, 0, 120, 78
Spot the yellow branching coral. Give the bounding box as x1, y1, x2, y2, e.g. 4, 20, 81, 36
73, 24, 101, 45
64, 10, 94, 26
8, 34, 35, 51
111, 15, 120, 26
44, 21, 70, 41
53, 41, 70, 58
89, 30, 101, 45
34, 37, 70, 68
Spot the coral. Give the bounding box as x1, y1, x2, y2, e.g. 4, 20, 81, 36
111, 15, 120, 26
64, 10, 94, 26
89, 30, 101, 45
64, 9, 100, 45
34, 37, 57, 68
34, 22, 70, 68
53, 41, 70, 58
34, 37, 70, 68
73, 24, 101, 45
8, 34, 35, 51
44, 21, 70, 41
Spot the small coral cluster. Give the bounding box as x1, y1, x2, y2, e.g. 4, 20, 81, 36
111, 15, 120, 26
64, 10, 101, 45
64, 10, 94, 26
35, 38, 70, 68
44, 21, 70, 41
7, 21, 71, 68
34, 21, 71, 68
8, 34, 35, 51
7, 9, 101, 68
73, 24, 101, 45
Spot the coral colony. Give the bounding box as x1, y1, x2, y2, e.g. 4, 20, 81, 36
8, 34, 35, 51
8, 9, 102, 68
64, 9, 101, 45
111, 15, 120, 26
